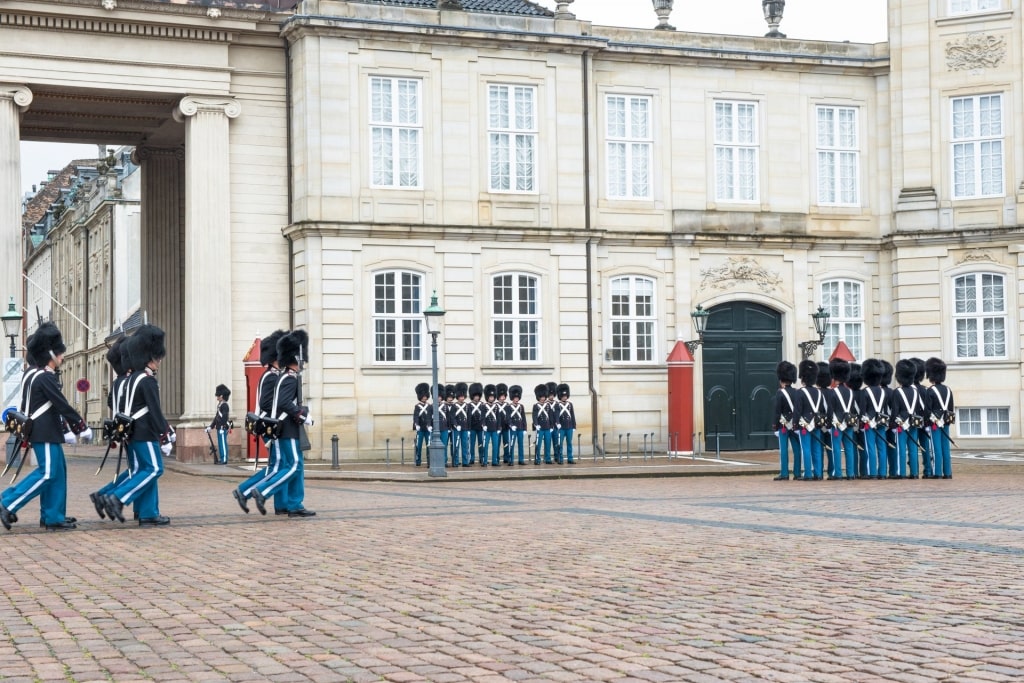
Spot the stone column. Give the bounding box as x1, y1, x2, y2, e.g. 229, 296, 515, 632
174, 96, 240, 434
0, 85, 32, 327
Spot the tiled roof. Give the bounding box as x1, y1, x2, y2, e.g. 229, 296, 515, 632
21, 159, 101, 233
105, 308, 149, 342
353, 0, 553, 17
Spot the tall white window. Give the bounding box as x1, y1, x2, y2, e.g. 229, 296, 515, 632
950, 0, 1000, 14
820, 280, 864, 361
488, 84, 537, 192
373, 270, 423, 363
609, 276, 655, 362
714, 101, 759, 202
957, 407, 1009, 436
954, 272, 1006, 359
370, 77, 422, 188
952, 94, 1003, 199
606, 95, 652, 199
492, 273, 539, 362
816, 106, 859, 205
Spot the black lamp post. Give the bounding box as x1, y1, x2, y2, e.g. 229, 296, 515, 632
798, 306, 831, 360
685, 304, 710, 355
1, 297, 23, 358
423, 291, 447, 478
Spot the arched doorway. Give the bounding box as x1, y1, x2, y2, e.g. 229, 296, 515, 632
701, 301, 782, 451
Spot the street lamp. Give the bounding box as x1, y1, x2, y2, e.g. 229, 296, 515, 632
1, 297, 23, 358
684, 304, 710, 355
423, 291, 447, 478
798, 306, 831, 360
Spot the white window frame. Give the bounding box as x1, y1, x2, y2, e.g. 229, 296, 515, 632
816, 105, 860, 206
820, 280, 864, 361
372, 270, 424, 364
714, 100, 759, 203
488, 84, 537, 193
608, 275, 657, 363
369, 76, 423, 189
491, 273, 540, 364
956, 407, 1009, 437
953, 272, 1007, 360
606, 94, 653, 200
950, 0, 1000, 14
951, 94, 1003, 199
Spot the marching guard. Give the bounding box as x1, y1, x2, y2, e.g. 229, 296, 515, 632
207, 384, 232, 465
89, 337, 137, 520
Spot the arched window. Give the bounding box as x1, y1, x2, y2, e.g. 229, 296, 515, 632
492, 273, 539, 362
373, 270, 423, 363
820, 279, 864, 360
954, 272, 1006, 359
608, 276, 655, 362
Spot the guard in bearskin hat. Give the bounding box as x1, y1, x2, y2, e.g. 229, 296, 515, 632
860, 358, 890, 479
100, 324, 172, 526
449, 382, 469, 467
481, 384, 501, 466
233, 330, 287, 514
891, 358, 920, 479
772, 360, 802, 481
250, 329, 315, 518
495, 383, 510, 465
1, 322, 93, 531
553, 383, 577, 464
206, 384, 232, 465
436, 383, 451, 459
467, 382, 484, 466
412, 382, 432, 467
924, 357, 954, 479
504, 385, 527, 465
909, 357, 932, 478
827, 358, 857, 481
532, 383, 552, 464
89, 336, 134, 521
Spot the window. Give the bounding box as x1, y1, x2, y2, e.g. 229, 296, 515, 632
820, 280, 864, 361
488, 84, 537, 192
957, 407, 1009, 436
951, 94, 1003, 199
373, 271, 423, 362
816, 106, 859, 205
950, 0, 1000, 14
714, 101, 758, 202
608, 276, 655, 362
492, 273, 539, 362
954, 273, 1006, 359
606, 95, 652, 199
370, 77, 422, 188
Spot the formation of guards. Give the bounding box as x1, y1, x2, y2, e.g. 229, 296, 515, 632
773, 356, 956, 481
412, 380, 577, 467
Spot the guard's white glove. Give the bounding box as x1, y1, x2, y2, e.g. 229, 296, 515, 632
168, 428, 176, 443
511, 425, 517, 431
79, 427, 93, 442
427, 426, 432, 432
303, 413, 314, 426
456, 426, 462, 432
160, 442, 173, 456
63, 431, 77, 444
205, 426, 211, 433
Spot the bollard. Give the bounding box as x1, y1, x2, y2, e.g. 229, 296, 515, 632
692, 432, 697, 460
577, 433, 581, 461
401, 436, 405, 466
617, 433, 623, 461
331, 434, 339, 470
649, 432, 655, 458
715, 425, 721, 460
602, 433, 607, 461
386, 438, 391, 466
626, 432, 631, 460
642, 433, 648, 461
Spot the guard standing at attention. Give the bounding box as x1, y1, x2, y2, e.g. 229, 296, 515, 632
207, 384, 231, 465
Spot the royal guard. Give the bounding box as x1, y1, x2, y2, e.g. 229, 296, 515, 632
880, 360, 898, 476
816, 362, 834, 478
89, 337, 132, 520
860, 358, 891, 479
1, 322, 92, 531
546, 381, 560, 462
482, 384, 501, 466
827, 358, 858, 480
442, 384, 456, 465
495, 383, 510, 464
890, 359, 920, 479
910, 357, 932, 477
436, 383, 450, 458
233, 330, 285, 514
101, 324, 172, 526
848, 362, 867, 478
924, 357, 954, 479
772, 360, 802, 481
467, 382, 485, 466
554, 383, 577, 464
532, 383, 552, 464
412, 382, 432, 467
450, 382, 469, 467
207, 384, 232, 465
504, 385, 527, 465
797, 360, 823, 480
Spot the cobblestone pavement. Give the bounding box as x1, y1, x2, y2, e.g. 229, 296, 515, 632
0, 454, 1022, 682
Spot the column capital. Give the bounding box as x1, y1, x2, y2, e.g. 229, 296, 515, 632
174, 95, 241, 122
131, 145, 185, 165
0, 84, 33, 112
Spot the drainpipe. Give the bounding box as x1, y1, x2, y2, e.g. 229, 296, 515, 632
581, 49, 602, 455
283, 34, 295, 329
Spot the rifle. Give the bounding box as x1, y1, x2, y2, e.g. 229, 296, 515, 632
206, 429, 217, 458
933, 425, 959, 449
837, 428, 865, 453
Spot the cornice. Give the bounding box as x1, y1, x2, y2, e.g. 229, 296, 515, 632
282, 221, 602, 245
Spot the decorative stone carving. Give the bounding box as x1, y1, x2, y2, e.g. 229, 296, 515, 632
946, 33, 1006, 71
699, 256, 782, 293
174, 96, 242, 122
0, 84, 34, 112
957, 251, 995, 265
206, 7, 221, 19
101, 0, 116, 10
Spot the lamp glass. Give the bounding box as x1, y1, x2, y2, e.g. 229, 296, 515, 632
811, 306, 830, 339
423, 291, 446, 336
690, 304, 710, 336
1, 297, 22, 338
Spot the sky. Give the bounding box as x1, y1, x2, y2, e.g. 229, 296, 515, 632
20, 0, 888, 194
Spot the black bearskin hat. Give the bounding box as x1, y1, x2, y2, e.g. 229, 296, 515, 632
829, 358, 850, 384
469, 382, 483, 399
881, 359, 893, 386
484, 384, 496, 400
509, 384, 522, 400
910, 357, 925, 383
437, 384, 444, 401
894, 359, 916, 387
416, 382, 431, 400
119, 334, 137, 373
216, 384, 231, 401
277, 329, 309, 368
445, 384, 456, 400
106, 337, 126, 376
260, 330, 286, 367
546, 381, 558, 398
128, 324, 165, 371
455, 382, 468, 399
798, 360, 818, 386
496, 383, 508, 399
776, 360, 797, 385
534, 383, 548, 400
848, 362, 863, 391
862, 358, 884, 387
27, 322, 66, 368
23, 333, 36, 368
925, 357, 947, 384
816, 362, 831, 390
557, 383, 570, 399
